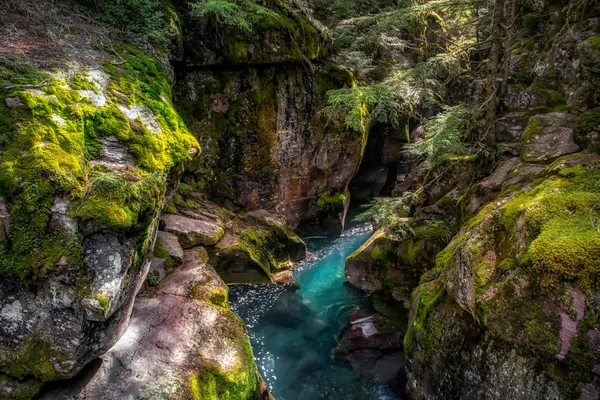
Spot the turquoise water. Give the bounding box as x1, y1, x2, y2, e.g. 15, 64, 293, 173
229, 221, 401, 400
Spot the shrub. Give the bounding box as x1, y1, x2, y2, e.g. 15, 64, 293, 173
99, 0, 174, 45
190, 0, 279, 33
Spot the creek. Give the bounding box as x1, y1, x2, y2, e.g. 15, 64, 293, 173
230, 216, 401, 400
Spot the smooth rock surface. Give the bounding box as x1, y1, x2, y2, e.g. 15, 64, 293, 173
161, 212, 224, 248
521, 113, 580, 163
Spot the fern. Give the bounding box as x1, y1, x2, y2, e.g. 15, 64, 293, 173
190, 0, 279, 33
404, 104, 482, 166
355, 196, 414, 239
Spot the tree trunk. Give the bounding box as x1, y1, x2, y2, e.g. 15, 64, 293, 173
484, 0, 506, 147
500, 0, 518, 98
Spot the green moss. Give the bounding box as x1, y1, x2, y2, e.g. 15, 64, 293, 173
77, 172, 165, 230
527, 82, 566, 108
587, 34, 600, 50
147, 270, 160, 287
0, 339, 67, 383
208, 287, 229, 308
522, 115, 550, 141
0, 51, 197, 279
187, 311, 260, 400
316, 189, 348, 213
95, 293, 110, 314
403, 280, 445, 356
69, 73, 99, 92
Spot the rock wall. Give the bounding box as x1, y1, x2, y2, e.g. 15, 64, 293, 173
174, 1, 367, 237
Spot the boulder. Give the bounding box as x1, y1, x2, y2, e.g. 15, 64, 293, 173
0, 231, 152, 398
336, 310, 405, 394
521, 113, 580, 163
154, 230, 185, 268
38, 248, 263, 400
161, 212, 224, 248
404, 154, 600, 399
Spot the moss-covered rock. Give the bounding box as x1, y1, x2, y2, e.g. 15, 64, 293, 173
38, 249, 264, 400
404, 153, 600, 399
0, 26, 198, 400
345, 222, 451, 324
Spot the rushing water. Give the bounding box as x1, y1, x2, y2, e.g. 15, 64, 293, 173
229, 219, 401, 400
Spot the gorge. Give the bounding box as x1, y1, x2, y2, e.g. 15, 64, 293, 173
1, 0, 599, 399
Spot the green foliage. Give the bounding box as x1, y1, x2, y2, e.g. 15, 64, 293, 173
316, 190, 348, 213
190, 0, 279, 33
355, 196, 414, 238
98, 0, 175, 45
322, 53, 464, 134
321, 83, 408, 133
587, 34, 600, 50
404, 104, 482, 166
147, 270, 160, 287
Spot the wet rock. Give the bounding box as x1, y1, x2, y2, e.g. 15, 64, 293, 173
345, 228, 442, 321
337, 311, 405, 393
521, 113, 580, 163
271, 270, 299, 287
161, 212, 224, 248
39, 249, 262, 400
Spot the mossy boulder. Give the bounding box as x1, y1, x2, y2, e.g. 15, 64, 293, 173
0, 31, 198, 399
38, 248, 264, 400
404, 153, 600, 399
345, 223, 450, 324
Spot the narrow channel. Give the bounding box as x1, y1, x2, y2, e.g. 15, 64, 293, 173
230, 215, 401, 400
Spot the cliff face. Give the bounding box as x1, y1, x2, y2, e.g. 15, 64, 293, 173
174, 0, 368, 237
